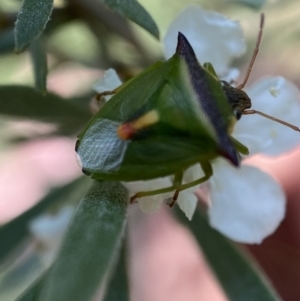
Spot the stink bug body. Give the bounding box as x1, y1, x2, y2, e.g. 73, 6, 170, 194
76, 14, 299, 205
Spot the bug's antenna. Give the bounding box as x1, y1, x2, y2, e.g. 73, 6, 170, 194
243, 110, 300, 132
237, 13, 265, 90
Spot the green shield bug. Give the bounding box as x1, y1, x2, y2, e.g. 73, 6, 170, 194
76, 13, 299, 207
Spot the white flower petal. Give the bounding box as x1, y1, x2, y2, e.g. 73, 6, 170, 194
233, 132, 273, 156
138, 195, 165, 213
29, 206, 74, 246
123, 177, 173, 213
177, 189, 198, 220
208, 159, 286, 244
123, 177, 172, 194
29, 206, 75, 265
234, 77, 300, 155
93, 69, 122, 101
220, 68, 240, 83
172, 164, 203, 220
182, 163, 204, 183
163, 5, 246, 77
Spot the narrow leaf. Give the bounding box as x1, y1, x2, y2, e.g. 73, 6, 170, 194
29, 37, 48, 94
101, 0, 159, 39
231, 0, 266, 9
0, 28, 15, 54
0, 177, 88, 263
39, 181, 128, 301
0, 86, 92, 134
0, 252, 44, 301
16, 271, 48, 301
14, 0, 54, 53
103, 244, 129, 301
70, 0, 144, 55
175, 208, 282, 301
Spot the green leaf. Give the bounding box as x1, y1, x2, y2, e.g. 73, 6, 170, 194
0, 86, 92, 134
100, 0, 159, 39
103, 244, 129, 301
0, 177, 88, 263
16, 271, 48, 301
175, 208, 282, 301
39, 181, 128, 301
0, 251, 44, 301
14, 0, 54, 53
230, 0, 266, 9
0, 28, 15, 54
29, 37, 48, 94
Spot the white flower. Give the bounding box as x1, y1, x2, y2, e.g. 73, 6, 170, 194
208, 160, 285, 243
207, 76, 300, 243
175, 164, 204, 220
123, 164, 203, 220
92, 6, 300, 243
29, 206, 75, 266
235, 77, 300, 156
163, 5, 246, 80
162, 6, 300, 243
93, 68, 122, 101
123, 177, 172, 214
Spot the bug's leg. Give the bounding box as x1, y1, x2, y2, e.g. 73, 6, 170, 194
167, 172, 183, 207
94, 90, 118, 112
130, 171, 183, 204
169, 162, 213, 208
231, 136, 249, 155
203, 62, 218, 78
130, 185, 177, 204
96, 90, 116, 101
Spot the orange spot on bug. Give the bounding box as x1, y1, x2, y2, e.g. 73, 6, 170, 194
117, 110, 160, 140
117, 123, 136, 140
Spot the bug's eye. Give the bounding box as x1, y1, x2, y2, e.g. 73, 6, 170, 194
233, 108, 242, 120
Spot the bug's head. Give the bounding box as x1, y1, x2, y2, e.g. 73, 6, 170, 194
221, 80, 252, 120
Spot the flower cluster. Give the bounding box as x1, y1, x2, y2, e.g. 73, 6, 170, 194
93, 6, 300, 244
